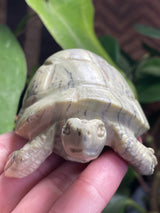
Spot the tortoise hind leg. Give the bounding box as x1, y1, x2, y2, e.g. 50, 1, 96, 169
4, 124, 56, 178
112, 125, 157, 175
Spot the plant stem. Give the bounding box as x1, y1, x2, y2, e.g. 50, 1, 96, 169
135, 173, 150, 193
126, 199, 147, 213
150, 171, 160, 212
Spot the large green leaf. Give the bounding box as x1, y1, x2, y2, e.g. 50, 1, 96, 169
25, 0, 114, 65
25, 0, 137, 96
0, 25, 26, 134
135, 24, 160, 39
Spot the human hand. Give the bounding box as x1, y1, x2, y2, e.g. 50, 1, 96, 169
0, 132, 128, 213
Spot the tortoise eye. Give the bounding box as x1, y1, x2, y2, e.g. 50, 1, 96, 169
62, 125, 71, 135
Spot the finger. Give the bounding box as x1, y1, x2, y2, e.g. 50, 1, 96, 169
0, 152, 64, 213
0, 132, 27, 174
12, 161, 87, 213
50, 150, 128, 213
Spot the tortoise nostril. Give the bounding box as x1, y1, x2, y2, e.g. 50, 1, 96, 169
78, 130, 81, 136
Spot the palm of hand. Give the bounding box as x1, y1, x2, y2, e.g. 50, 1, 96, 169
0, 132, 127, 213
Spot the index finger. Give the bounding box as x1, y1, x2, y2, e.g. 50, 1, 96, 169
50, 150, 128, 213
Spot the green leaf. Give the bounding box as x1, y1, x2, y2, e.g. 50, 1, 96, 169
136, 76, 160, 103
102, 195, 128, 213
0, 25, 26, 134
118, 166, 136, 195
25, 0, 113, 65
138, 83, 160, 103
99, 35, 120, 64
135, 24, 160, 39
142, 43, 160, 57
99, 37, 135, 81
25, 0, 137, 96
136, 57, 160, 77
103, 194, 146, 213
117, 51, 135, 78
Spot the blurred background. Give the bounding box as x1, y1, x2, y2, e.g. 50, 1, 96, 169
0, 0, 160, 212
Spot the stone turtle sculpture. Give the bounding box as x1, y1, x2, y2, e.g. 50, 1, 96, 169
4, 49, 157, 178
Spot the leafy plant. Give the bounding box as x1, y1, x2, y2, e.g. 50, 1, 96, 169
25, 0, 137, 95
26, 0, 113, 64
0, 25, 26, 134
0, 1, 160, 212
99, 31, 160, 104
134, 25, 160, 103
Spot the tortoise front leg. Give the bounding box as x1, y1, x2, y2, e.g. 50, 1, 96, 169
112, 124, 157, 175
4, 124, 57, 178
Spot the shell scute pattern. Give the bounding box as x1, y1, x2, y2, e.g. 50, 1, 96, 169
23, 49, 148, 137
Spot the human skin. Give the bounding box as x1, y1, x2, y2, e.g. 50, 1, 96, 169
0, 132, 128, 213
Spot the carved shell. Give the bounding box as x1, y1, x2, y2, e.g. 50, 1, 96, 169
16, 49, 149, 139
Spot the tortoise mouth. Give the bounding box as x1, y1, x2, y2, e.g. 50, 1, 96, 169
70, 148, 83, 153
